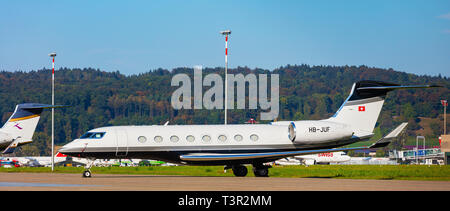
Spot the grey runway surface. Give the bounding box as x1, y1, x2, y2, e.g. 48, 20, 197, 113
0, 172, 449, 191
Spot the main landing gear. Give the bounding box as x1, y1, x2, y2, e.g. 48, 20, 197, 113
231, 165, 248, 177
226, 164, 271, 177
252, 164, 270, 177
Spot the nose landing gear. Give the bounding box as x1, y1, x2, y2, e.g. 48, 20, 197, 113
82, 159, 95, 178
83, 170, 92, 178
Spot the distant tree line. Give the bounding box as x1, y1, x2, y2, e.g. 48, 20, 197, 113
0, 64, 448, 156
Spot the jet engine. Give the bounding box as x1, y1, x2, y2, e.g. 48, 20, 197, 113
288, 121, 353, 145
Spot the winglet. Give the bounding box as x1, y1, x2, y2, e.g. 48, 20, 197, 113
369, 122, 408, 148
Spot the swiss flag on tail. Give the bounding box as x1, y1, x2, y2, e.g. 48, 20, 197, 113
358, 106, 365, 112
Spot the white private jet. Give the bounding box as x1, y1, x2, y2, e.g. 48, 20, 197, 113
59, 80, 437, 177
274, 151, 350, 165
0, 103, 65, 154
4, 152, 68, 167
294, 151, 351, 165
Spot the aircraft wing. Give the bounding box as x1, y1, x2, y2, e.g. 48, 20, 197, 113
180, 122, 408, 162
180, 147, 367, 162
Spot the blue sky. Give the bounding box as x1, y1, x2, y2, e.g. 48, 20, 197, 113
1, 0, 449, 76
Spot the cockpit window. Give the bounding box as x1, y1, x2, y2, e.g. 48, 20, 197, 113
92, 132, 105, 139
80, 132, 106, 139
80, 132, 94, 139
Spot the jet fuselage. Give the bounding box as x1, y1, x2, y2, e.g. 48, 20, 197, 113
60, 121, 358, 165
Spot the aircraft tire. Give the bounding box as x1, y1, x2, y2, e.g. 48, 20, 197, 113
253, 167, 269, 177
232, 165, 248, 177
83, 170, 92, 178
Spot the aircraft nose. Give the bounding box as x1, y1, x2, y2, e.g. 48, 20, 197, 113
58, 145, 72, 154
58, 140, 81, 154
58, 145, 69, 153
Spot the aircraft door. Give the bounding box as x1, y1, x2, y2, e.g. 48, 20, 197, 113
115, 129, 128, 157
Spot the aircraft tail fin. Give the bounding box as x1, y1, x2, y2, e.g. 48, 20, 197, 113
328, 81, 439, 134
1, 103, 66, 144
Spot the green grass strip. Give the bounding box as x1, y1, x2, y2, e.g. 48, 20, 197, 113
0, 165, 449, 181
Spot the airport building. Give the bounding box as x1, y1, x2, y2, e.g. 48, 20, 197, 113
441, 135, 450, 165
389, 148, 444, 165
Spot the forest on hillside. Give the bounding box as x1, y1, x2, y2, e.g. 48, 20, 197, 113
0, 64, 448, 156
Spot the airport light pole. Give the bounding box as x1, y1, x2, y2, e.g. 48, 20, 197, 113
442, 100, 448, 135
49, 53, 56, 172
220, 30, 231, 125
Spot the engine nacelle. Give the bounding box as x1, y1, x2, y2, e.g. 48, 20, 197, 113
288, 121, 353, 145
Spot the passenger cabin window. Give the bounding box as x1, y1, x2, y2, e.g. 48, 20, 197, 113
218, 135, 227, 142
80, 132, 106, 139
186, 135, 195, 142
138, 136, 147, 143
170, 135, 179, 142
154, 136, 163, 143
234, 134, 243, 142
250, 134, 259, 142
202, 135, 211, 142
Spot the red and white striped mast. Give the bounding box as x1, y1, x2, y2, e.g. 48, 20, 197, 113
442, 100, 448, 135
220, 30, 231, 125
49, 52, 56, 171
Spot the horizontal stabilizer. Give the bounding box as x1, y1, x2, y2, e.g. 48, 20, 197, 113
18, 103, 69, 110
7, 103, 69, 122
348, 81, 441, 102
357, 84, 441, 91
369, 122, 408, 148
